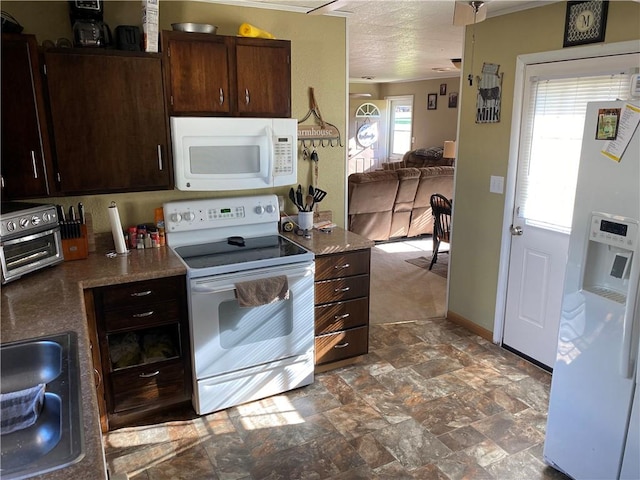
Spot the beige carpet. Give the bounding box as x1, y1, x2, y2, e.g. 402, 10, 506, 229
405, 253, 448, 278
369, 238, 447, 325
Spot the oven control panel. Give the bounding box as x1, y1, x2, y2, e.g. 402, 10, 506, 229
163, 195, 280, 233
1, 205, 59, 238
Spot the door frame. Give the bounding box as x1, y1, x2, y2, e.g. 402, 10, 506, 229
493, 39, 640, 344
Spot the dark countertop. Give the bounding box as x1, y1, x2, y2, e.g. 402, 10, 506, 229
282, 226, 374, 255
1, 246, 187, 480
0, 228, 369, 479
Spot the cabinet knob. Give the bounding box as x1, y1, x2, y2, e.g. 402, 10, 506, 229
245, 88, 250, 105
130, 290, 152, 297
157, 145, 163, 171
31, 151, 38, 179
93, 368, 102, 389
219, 88, 224, 105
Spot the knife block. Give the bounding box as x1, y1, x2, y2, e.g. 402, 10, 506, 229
62, 225, 89, 261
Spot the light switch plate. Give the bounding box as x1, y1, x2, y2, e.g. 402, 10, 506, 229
490, 175, 504, 194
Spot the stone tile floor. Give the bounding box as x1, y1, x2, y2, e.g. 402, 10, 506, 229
104, 318, 571, 480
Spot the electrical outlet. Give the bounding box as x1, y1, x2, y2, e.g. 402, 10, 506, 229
490, 175, 504, 194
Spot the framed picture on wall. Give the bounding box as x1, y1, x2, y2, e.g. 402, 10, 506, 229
440, 83, 447, 95
563, 0, 609, 47
448, 92, 458, 108
427, 93, 437, 110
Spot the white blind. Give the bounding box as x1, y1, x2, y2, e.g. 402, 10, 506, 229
516, 71, 630, 232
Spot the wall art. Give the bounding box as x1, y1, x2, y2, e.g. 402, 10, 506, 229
427, 93, 437, 110
476, 63, 503, 123
563, 0, 609, 47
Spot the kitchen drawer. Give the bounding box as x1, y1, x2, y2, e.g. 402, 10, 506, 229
315, 274, 369, 304
315, 250, 370, 281
110, 360, 185, 412
98, 276, 184, 311
315, 297, 369, 335
103, 300, 182, 332
315, 326, 368, 365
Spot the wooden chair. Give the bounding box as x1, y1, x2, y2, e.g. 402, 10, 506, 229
429, 193, 452, 270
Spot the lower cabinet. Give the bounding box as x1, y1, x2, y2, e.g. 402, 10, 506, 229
314, 249, 371, 371
86, 276, 191, 431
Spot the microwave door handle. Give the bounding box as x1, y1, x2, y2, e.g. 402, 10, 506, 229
266, 126, 275, 184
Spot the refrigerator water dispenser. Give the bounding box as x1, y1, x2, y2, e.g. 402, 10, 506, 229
582, 212, 639, 303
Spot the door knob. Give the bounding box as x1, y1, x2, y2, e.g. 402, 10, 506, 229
510, 225, 523, 236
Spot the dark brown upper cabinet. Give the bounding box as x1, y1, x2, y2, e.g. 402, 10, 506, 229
44, 49, 172, 195
1, 34, 56, 200
162, 31, 291, 118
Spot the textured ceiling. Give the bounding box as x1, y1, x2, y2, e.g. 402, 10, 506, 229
246, 0, 556, 83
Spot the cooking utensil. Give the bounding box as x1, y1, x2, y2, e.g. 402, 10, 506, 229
305, 194, 314, 212
288, 187, 301, 211
313, 187, 327, 204
296, 185, 304, 211
171, 23, 218, 34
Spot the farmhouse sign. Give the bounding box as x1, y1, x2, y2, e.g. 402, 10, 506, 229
476, 63, 503, 124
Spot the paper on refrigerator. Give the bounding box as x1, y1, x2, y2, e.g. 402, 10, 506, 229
601, 103, 640, 163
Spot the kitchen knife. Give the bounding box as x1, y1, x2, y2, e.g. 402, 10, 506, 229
58, 204, 66, 223
69, 205, 76, 221
78, 202, 85, 224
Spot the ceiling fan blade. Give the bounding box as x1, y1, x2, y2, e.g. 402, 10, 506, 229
307, 0, 349, 15
453, 1, 487, 26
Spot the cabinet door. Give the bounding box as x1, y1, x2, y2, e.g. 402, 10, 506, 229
1, 34, 54, 199
163, 32, 232, 115
235, 38, 291, 117
45, 51, 171, 194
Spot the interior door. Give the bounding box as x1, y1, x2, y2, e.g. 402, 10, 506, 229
502, 55, 638, 369
348, 100, 387, 174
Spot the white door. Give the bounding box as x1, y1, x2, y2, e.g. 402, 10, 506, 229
348, 100, 387, 174
502, 56, 637, 368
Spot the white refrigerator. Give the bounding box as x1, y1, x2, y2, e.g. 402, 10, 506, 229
544, 101, 640, 479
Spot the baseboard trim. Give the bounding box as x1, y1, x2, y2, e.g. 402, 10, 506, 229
446, 310, 493, 342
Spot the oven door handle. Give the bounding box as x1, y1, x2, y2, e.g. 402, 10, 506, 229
191, 283, 236, 294
2, 227, 60, 247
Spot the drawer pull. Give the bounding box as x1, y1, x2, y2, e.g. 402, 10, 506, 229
334, 287, 350, 293
139, 370, 160, 378
334, 263, 350, 270
334, 342, 350, 349
94, 368, 102, 389
335, 313, 350, 320
130, 290, 152, 297
132, 310, 154, 318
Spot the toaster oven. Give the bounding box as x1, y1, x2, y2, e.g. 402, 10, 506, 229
0, 202, 63, 284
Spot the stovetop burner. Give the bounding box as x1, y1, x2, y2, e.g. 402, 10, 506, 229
175, 235, 309, 271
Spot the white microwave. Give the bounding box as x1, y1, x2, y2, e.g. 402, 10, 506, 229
171, 117, 298, 191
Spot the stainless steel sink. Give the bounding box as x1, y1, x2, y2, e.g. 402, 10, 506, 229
0, 332, 85, 479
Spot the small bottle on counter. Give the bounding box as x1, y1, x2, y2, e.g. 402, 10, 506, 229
158, 227, 166, 247
154, 207, 165, 230
144, 233, 152, 249
149, 228, 160, 247
128, 226, 137, 249
136, 233, 145, 249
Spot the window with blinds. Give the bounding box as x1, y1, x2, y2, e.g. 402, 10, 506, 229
516, 66, 632, 233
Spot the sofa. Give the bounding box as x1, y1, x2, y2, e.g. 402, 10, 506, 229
383, 146, 454, 170
348, 165, 454, 241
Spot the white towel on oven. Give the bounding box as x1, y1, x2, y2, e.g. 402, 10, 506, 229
234, 275, 290, 307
